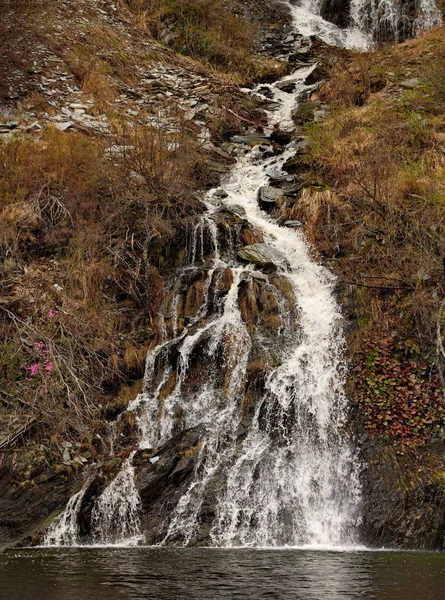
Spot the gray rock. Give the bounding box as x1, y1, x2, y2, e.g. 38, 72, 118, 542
250, 270, 268, 282
284, 220, 303, 228
400, 78, 420, 89
232, 134, 271, 145
275, 80, 296, 93
265, 101, 282, 111
257, 186, 281, 210
320, 0, 351, 28
237, 243, 287, 267
227, 204, 246, 217
213, 188, 229, 198
265, 169, 289, 183
54, 121, 73, 131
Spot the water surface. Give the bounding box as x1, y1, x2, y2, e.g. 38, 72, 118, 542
1, 548, 444, 600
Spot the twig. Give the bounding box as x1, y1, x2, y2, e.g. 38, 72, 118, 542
338, 280, 413, 290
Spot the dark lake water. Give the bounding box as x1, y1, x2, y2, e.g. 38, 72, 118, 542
0, 547, 444, 600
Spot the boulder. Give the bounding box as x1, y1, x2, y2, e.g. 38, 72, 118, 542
257, 186, 281, 210
231, 134, 271, 146
237, 243, 287, 268
265, 169, 290, 183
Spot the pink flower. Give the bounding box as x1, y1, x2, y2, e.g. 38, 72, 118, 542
48, 309, 59, 318
27, 363, 40, 377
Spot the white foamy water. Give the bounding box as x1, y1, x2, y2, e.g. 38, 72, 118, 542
287, 0, 441, 49
90, 453, 142, 546
43, 482, 90, 546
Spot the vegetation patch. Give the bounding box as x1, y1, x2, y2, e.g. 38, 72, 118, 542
355, 337, 445, 445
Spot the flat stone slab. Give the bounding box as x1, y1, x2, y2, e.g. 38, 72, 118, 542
237, 243, 287, 267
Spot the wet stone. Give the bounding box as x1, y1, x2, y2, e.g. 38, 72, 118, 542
257, 186, 281, 210
213, 188, 229, 198
237, 243, 287, 268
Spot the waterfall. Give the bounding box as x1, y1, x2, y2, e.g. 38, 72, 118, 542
90, 453, 142, 546
42, 1, 411, 549
288, 0, 441, 48
75, 51, 362, 547
43, 481, 90, 546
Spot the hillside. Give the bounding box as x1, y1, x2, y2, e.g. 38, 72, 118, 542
2, 0, 445, 553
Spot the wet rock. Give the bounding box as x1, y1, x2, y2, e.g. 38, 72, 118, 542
241, 225, 264, 245
265, 169, 290, 183
237, 243, 287, 268
238, 279, 260, 333
305, 62, 326, 85
296, 81, 324, 103
270, 128, 292, 145
231, 134, 271, 146
133, 426, 205, 544
275, 80, 296, 93
284, 220, 303, 228
257, 186, 281, 210
223, 204, 246, 218
259, 287, 281, 332
360, 439, 445, 550
213, 188, 228, 198
184, 275, 206, 317
257, 86, 274, 99
320, 0, 351, 28
264, 101, 282, 111
250, 271, 268, 282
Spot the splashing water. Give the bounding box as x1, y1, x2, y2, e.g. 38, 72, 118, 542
90, 453, 142, 546
45, 43, 362, 551
118, 59, 361, 547
287, 0, 441, 49
43, 481, 89, 546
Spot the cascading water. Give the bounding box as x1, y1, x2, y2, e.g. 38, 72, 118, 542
90, 453, 142, 545
45, 0, 441, 548
288, 0, 441, 48
46, 57, 362, 548
43, 482, 90, 546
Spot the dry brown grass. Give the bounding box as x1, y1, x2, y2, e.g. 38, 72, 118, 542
0, 112, 211, 453
122, 0, 265, 80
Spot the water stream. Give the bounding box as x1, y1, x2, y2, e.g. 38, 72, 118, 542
44, 0, 441, 549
